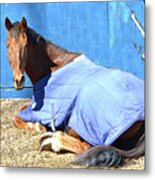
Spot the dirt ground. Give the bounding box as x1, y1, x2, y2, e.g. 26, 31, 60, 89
0, 99, 145, 170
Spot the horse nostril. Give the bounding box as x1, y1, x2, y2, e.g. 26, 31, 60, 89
15, 79, 20, 85
21, 75, 25, 83
15, 75, 25, 85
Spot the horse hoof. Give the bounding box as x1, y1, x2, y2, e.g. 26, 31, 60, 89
39, 131, 67, 153
39, 132, 53, 144
39, 136, 53, 151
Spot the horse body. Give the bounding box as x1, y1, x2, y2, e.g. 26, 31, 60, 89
5, 17, 145, 167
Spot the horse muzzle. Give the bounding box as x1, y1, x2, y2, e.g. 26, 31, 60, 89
14, 75, 25, 90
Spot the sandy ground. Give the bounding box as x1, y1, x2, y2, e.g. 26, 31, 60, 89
0, 99, 145, 170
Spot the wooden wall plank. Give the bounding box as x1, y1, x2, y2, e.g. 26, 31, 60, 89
0, 1, 144, 98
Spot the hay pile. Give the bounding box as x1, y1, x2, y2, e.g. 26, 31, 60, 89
0, 99, 144, 170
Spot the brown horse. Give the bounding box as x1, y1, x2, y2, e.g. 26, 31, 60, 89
5, 17, 144, 167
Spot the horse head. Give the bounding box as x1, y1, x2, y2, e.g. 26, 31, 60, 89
5, 17, 28, 90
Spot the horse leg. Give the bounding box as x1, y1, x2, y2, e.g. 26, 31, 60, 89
13, 104, 46, 133
14, 116, 46, 133
39, 131, 91, 154
14, 105, 30, 129
19, 105, 29, 111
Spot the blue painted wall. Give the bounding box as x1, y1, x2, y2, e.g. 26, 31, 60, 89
0, 1, 144, 98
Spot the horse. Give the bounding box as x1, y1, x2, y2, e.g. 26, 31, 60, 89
5, 17, 145, 167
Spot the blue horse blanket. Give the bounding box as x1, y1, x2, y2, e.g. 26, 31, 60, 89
18, 55, 144, 146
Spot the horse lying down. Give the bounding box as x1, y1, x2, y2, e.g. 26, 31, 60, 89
5, 17, 145, 168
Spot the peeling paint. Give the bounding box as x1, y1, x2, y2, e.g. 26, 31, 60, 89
132, 41, 145, 61
127, 5, 145, 37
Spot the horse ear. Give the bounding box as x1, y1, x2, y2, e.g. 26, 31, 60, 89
5, 17, 12, 31
20, 17, 27, 31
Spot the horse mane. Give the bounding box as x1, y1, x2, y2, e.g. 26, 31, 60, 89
27, 25, 69, 55
10, 21, 44, 44
11, 21, 67, 53
27, 26, 45, 44
10, 21, 80, 76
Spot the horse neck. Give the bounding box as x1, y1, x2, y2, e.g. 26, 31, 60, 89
46, 41, 81, 72
25, 40, 80, 85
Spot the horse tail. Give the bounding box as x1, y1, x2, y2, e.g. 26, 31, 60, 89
73, 131, 145, 167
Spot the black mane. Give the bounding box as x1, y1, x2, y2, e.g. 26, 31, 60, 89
27, 26, 45, 44
11, 21, 68, 53
11, 21, 45, 44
